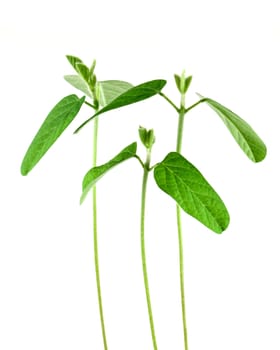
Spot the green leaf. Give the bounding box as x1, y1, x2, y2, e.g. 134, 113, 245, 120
80, 142, 137, 203
74, 79, 167, 133
75, 62, 90, 82
21, 95, 85, 176
183, 76, 192, 93
197, 94, 267, 162
154, 152, 230, 233
174, 74, 182, 92
98, 80, 133, 107
66, 55, 83, 73
89, 59, 97, 76
64, 75, 93, 98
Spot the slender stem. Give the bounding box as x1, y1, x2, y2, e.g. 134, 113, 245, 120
176, 205, 188, 350
160, 86, 206, 350
85, 100, 95, 108
141, 149, 158, 350
92, 115, 108, 350
176, 109, 185, 153
134, 154, 145, 168
176, 92, 189, 350
184, 98, 206, 114
159, 92, 180, 112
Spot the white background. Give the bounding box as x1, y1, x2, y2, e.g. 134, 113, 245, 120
1, 0, 279, 349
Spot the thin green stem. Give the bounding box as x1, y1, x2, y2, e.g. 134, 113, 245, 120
85, 100, 95, 108
141, 149, 158, 350
176, 109, 185, 154
184, 98, 206, 114
159, 92, 180, 112
176, 205, 188, 350
134, 154, 145, 168
160, 84, 206, 350
92, 115, 108, 350
176, 92, 189, 350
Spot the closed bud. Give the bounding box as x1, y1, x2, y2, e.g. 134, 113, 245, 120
138, 126, 155, 149
174, 71, 192, 94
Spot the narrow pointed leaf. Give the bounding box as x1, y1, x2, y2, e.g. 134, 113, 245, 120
64, 75, 93, 98
197, 94, 267, 162
89, 59, 97, 76
21, 95, 85, 176
80, 142, 137, 203
66, 55, 83, 73
174, 74, 182, 92
74, 79, 167, 133
184, 75, 192, 93
154, 152, 230, 233
98, 80, 133, 107
75, 62, 90, 81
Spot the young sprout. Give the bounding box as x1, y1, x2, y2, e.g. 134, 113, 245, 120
21, 57, 266, 350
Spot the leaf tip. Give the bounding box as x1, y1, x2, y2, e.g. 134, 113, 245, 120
20, 167, 28, 176
79, 195, 85, 205
254, 143, 267, 163
20, 158, 30, 176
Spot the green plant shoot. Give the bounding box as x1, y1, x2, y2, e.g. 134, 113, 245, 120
20, 55, 166, 350
20, 56, 267, 350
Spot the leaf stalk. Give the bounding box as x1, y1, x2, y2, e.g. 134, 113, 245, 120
159, 92, 180, 112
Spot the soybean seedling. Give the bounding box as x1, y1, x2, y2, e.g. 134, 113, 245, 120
21, 56, 266, 350
80, 71, 266, 350
20, 55, 167, 350
157, 71, 267, 350
158, 71, 266, 350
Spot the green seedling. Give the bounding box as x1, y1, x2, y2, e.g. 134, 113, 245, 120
21, 55, 166, 350
159, 71, 266, 350
80, 72, 266, 350
21, 57, 266, 350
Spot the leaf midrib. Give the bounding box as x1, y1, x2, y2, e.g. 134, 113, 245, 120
219, 112, 256, 160
162, 164, 224, 229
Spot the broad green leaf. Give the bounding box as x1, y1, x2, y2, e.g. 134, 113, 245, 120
64, 75, 93, 98
98, 80, 133, 107
74, 79, 167, 133
66, 55, 83, 73
197, 94, 267, 162
21, 95, 85, 176
80, 142, 137, 203
154, 152, 230, 233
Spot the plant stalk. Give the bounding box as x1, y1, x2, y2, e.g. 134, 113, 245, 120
176, 92, 189, 350
141, 149, 158, 350
93, 115, 108, 350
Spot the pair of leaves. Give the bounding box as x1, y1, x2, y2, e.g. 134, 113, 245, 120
21, 80, 166, 176
196, 94, 267, 163
81, 145, 229, 233
174, 74, 192, 94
